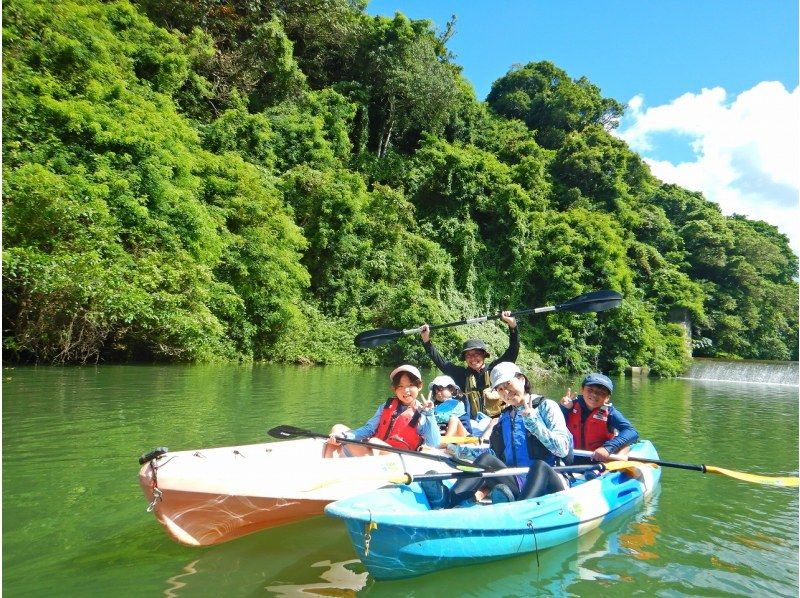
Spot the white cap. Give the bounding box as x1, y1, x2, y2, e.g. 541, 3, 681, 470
490, 361, 522, 389
389, 364, 422, 382
428, 375, 460, 392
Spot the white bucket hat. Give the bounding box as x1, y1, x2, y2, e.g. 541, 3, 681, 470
389, 364, 422, 382
490, 361, 523, 389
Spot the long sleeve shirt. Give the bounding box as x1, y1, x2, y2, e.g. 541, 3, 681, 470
422, 327, 520, 395
345, 401, 442, 448
520, 398, 572, 459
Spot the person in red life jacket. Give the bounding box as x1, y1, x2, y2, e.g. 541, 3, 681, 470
420, 312, 518, 424
323, 364, 441, 457
559, 373, 638, 463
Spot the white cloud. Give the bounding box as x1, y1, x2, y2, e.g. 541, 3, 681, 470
614, 82, 800, 257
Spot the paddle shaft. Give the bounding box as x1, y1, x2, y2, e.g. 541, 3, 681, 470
354, 290, 622, 348
401, 306, 556, 336
267, 425, 479, 470
393, 463, 605, 484
574, 449, 707, 472
574, 449, 800, 487
399, 292, 620, 336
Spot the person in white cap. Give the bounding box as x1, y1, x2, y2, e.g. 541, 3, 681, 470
421, 362, 572, 507
324, 364, 441, 457
428, 375, 471, 438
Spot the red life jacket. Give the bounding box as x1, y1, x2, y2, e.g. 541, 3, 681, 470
374, 397, 423, 450
566, 401, 615, 451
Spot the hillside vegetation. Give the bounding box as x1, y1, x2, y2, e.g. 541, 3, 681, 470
3, 0, 797, 374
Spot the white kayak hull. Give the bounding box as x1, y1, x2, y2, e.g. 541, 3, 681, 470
138, 437, 455, 546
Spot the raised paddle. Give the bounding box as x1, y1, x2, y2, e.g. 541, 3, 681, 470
354, 289, 622, 348
574, 449, 800, 488
268, 425, 482, 472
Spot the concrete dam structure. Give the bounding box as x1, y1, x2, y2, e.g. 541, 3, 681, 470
681, 358, 799, 386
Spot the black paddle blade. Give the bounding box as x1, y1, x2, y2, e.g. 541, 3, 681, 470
557, 289, 622, 314
267, 425, 325, 440
354, 328, 403, 348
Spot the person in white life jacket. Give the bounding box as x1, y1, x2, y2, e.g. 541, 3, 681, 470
559, 373, 638, 463
324, 364, 441, 457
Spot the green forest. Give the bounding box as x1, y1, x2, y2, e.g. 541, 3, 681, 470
3, 0, 798, 375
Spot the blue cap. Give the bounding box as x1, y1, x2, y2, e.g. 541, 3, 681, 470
581, 373, 613, 394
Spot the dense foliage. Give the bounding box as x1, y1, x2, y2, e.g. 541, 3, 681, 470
3, 0, 797, 374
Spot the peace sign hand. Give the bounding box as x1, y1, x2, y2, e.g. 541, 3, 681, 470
560, 387, 576, 408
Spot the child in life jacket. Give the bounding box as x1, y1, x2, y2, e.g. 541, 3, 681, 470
428, 375, 472, 439
559, 373, 638, 463
324, 364, 441, 457
422, 362, 572, 508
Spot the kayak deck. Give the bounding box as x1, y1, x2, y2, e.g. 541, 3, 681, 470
139, 437, 457, 546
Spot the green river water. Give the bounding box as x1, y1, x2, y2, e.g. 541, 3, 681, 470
3, 364, 798, 596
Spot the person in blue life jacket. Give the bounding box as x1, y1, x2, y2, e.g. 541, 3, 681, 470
559, 373, 638, 463
324, 365, 441, 458
421, 362, 573, 508
420, 312, 518, 425
428, 375, 472, 439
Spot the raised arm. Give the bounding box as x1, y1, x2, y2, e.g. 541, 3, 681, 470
420, 324, 452, 372
492, 316, 520, 366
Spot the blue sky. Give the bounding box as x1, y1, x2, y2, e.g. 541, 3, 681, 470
367, 1, 800, 255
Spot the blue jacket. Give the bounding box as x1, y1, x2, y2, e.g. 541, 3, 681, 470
489, 397, 572, 467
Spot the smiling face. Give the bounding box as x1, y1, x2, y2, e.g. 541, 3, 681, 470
432, 385, 454, 403
463, 349, 487, 372
393, 373, 421, 406
582, 384, 611, 410
495, 375, 526, 406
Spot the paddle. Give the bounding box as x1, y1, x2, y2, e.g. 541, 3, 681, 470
388, 463, 606, 485
267, 425, 482, 472
306, 461, 616, 491
354, 289, 622, 348
574, 449, 800, 488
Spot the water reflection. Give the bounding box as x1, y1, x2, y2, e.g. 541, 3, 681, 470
164, 559, 199, 597
3, 366, 797, 597
267, 560, 368, 596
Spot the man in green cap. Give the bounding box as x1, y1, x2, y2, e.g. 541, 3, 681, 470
420, 311, 518, 419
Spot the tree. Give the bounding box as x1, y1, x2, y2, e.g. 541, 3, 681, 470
487, 61, 624, 149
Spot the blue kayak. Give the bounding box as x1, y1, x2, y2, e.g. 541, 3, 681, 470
324, 440, 661, 580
